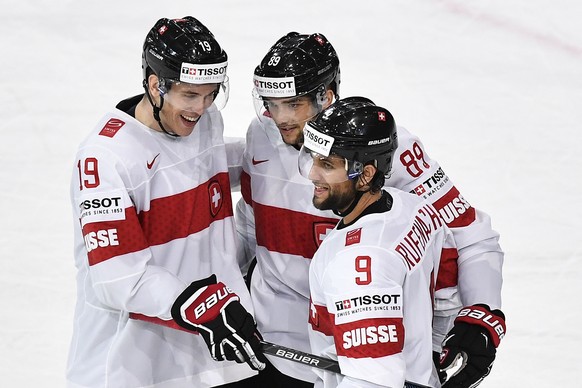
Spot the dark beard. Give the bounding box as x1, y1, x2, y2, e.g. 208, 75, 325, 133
313, 181, 358, 212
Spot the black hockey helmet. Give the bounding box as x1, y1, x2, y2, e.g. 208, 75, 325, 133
142, 17, 228, 86
302, 97, 398, 177
253, 32, 340, 99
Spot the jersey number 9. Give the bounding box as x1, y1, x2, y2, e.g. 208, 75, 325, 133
355, 256, 372, 285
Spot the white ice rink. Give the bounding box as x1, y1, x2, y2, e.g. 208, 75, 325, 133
1, 0, 580, 386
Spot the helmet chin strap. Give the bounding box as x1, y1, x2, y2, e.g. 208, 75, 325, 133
143, 80, 179, 137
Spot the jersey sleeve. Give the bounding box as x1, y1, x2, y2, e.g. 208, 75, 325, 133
224, 136, 245, 191
71, 143, 185, 320
233, 123, 258, 273
387, 126, 504, 309
311, 246, 407, 388
235, 196, 256, 274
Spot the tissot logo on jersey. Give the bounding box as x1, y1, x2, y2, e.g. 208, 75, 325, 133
410, 167, 449, 198
78, 193, 126, 227
80, 197, 122, 210
335, 294, 401, 311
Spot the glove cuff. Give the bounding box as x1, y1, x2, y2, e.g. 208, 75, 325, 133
455, 304, 506, 347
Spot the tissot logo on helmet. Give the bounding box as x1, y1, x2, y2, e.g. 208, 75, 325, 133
253, 75, 296, 97
142, 17, 228, 86
304, 125, 334, 156
180, 62, 227, 84
253, 32, 340, 99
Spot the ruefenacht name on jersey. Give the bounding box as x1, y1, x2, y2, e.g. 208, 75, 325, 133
394, 203, 443, 271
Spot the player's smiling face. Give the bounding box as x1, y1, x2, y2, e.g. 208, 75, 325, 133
309, 155, 356, 212
264, 96, 319, 147
157, 82, 218, 136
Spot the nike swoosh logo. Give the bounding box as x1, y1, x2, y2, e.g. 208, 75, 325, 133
147, 153, 160, 169
252, 157, 268, 165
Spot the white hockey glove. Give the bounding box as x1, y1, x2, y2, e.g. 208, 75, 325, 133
171, 274, 266, 371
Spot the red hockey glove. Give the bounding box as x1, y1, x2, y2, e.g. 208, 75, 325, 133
438, 304, 506, 388
171, 275, 266, 371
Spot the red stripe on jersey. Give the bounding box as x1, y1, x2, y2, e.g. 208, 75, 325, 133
431, 186, 476, 228
84, 173, 233, 265
334, 317, 404, 359
241, 170, 251, 205
436, 247, 459, 290
309, 301, 335, 336
83, 207, 148, 266
254, 202, 339, 259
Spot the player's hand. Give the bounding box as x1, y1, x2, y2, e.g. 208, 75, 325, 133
438, 304, 506, 388
171, 274, 266, 371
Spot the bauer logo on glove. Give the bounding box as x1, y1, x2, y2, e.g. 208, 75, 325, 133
171, 274, 267, 371
438, 304, 506, 387
184, 283, 236, 323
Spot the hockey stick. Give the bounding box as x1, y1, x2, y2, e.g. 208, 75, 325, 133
259, 340, 430, 388
259, 340, 341, 373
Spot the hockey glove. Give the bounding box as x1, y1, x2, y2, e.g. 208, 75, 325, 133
171, 274, 266, 371
438, 304, 506, 388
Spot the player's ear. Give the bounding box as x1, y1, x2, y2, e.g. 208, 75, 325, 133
323, 89, 334, 108
357, 164, 377, 190
148, 74, 161, 101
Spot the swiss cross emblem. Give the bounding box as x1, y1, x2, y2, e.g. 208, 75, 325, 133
158, 25, 168, 34
314, 36, 325, 45
343, 299, 351, 309
378, 111, 386, 121
414, 184, 426, 196
313, 222, 336, 247
208, 181, 223, 217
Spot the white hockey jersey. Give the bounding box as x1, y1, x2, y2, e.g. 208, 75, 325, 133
67, 95, 255, 388
236, 117, 504, 381
308, 188, 451, 388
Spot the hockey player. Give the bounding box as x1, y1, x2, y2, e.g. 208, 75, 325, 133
67, 17, 265, 388
236, 32, 505, 388
303, 96, 451, 388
